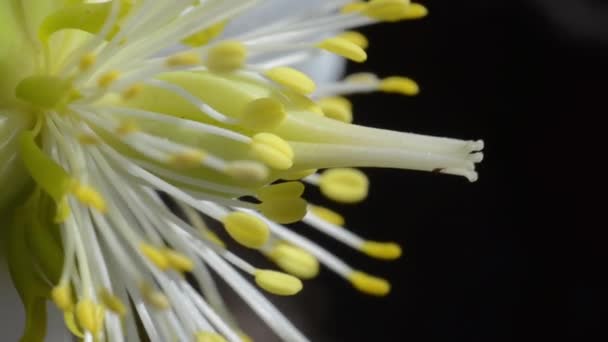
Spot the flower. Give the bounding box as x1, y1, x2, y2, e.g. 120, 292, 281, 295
0, 0, 484, 341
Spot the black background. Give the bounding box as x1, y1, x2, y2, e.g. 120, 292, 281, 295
230, 1, 607, 341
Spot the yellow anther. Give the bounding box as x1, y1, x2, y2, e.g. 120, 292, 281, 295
97, 70, 121, 88
140, 243, 170, 270
348, 271, 391, 296
341, 1, 366, 13
116, 119, 139, 136
224, 160, 269, 183
401, 3, 428, 19
168, 149, 206, 169
51, 285, 74, 311
258, 198, 307, 224
318, 96, 353, 123
99, 289, 127, 317
196, 331, 228, 342
251, 133, 294, 170
64, 311, 84, 338
344, 72, 379, 85
254, 269, 303, 296
121, 83, 143, 100
317, 37, 367, 63
79, 53, 96, 71
203, 230, 226, 248
360, 241, 402, 260
206, 41, 247, 73
183, 20, 227, 47
163, 248, 194, 272
140, 283, 171, 310
240, 97, 287, 131
269, 243, 319, 279
379, 76, 419, 95
338, 31, 369, 49
364, 0, 412, 22
319, 168, 369, 203
70, 182, 107, 213
78, 134, 99, 145
264, 67, 316, 95
222, 212, 270, 249
281, 168, 318, 181
75, 299, 105, 334
166, 52, 201, 67
309, 205, 345, 226
256, 181, 305, 202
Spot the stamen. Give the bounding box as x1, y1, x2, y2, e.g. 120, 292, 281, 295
267, 242, 320, 279
316, 37, 367, 62
99, 289, 128, 317
250, 133, 294, 170
308, 205, 345, 226
221, 211, 270, 249
98, 70, 121, 88
263, 67, 316, 95
348, 271, 391, 296
140, 243, 171, 271
240, 97, 287, 131
318, 168, 369, 203
254, 269, 303, 296
75, 299, 105, 335
206, 41, 247, 72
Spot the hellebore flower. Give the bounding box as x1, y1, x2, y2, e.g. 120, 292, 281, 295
0, 0, 483, 341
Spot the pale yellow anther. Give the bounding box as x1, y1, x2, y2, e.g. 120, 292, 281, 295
64, 311, 84, 338
269, 243, 319, 279
51, 285, 74, 311
256, 181, 305, 202
341, 1, 366, 13
163, 248, 194, 272
222, 212, 270, 249
264, 67, 316, 95
121, 84, 143, 100
348, 271, 391, 296
281, 168, 318, 181
166, 52, 201, 67
360, 241, 402, 260
401, 3, 428, 19
258, 197, 308, 224
254, 269, 303, 296
196, 331, 228, 342
379, 76, 420, 95
319, 168, 369, 203
70, 182, 107, 213
140, 243, 170, 270
344, 72, 379, 85
116, 119, 139, 136
75, 299, 105, 334
183, 20, 227, 47
140, 283, 171, 310
206, 41, 247, 73
240, 97, 287, 131
78, 134, 99, 145
317, 37, 367, 63
224, 160, 269, 183
99, 289, 127, 317
338, 31, 369, 49
79, 53, 96, 71
364, 0, 412, 22
251, 133, 294, 170
168, 149, 206, 169
97, 70, 121, 88
309, 205, 345, 226
318, 96, 353, 123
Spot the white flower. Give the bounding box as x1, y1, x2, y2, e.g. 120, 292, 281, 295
0, 1, 483, 341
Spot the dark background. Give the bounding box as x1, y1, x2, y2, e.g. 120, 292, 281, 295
230, 1, 607, 341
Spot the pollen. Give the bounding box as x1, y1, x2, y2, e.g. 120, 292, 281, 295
97, 70, 121, 88
79, 53, 96, 71
318, 168, 369, 203
70, 182, 107, 213
309, 205, 345, 226
379, 76, 420, 96
254, 269, 303, 296
206, 41, 247, 73
264, 67, 316, 95
360, 241, 403, 260
75, 299, 105, 335
240, 97, 287, 131
269, 243, 320, 279
348, 271, 391, 296
51, 285, 74, 311
222, 212, 270, 249
317, 37, 367, 63
166, 52, 201, 67
196, 331, 228, 342
250, 133, 294, 170
140, 243, 170, 270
